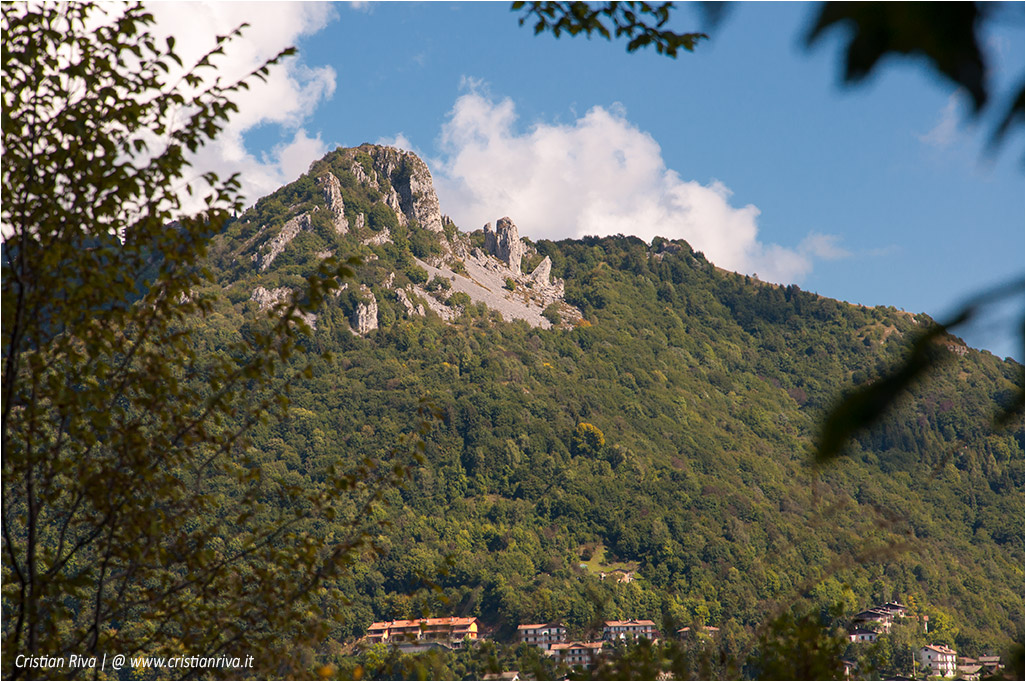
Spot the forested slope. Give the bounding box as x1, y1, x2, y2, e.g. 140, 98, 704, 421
194, 145, 1023, 662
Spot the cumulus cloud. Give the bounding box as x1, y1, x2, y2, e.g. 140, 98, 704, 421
376, 132, 416, 152
433, 89, 841, 284
145, 2, 338, 210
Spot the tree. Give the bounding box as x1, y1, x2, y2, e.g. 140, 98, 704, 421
1, 3, 410, 678
513, 0, 1024, 473
514, 4, 1023, 675
571, 422, 605, 458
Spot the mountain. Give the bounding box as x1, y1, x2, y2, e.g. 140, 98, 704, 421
197, 145, 1023, 670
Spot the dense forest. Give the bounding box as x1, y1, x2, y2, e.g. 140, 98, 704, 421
172, 145, 1024, 678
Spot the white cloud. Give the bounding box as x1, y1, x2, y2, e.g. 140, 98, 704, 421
434, 89, 839, 284
347, 2, 374, 14
145, 2, 339, 210
799, 233, 851, 261
376, 132, 415, 152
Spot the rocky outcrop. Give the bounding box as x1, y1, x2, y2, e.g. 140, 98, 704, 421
349, 145, 444, 233
413, 214, 576, 327
483, 217, 525, 275
317, 172, 348, 234
251, 286, 316, 328
392, 154, 443, 233
411, 283, 459, 321
385, 187, 407, 227
250, 286, 291, 309
395, 288, 426, 317
350, 160, 374, 186
362, 226, 391, 246
255, 212, 311, 271
529, 256, 552, 286
350, 285, 378, 335
355, 213, 366, 230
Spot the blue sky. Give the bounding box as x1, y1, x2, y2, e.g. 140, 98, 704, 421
154, 2, 1024, 359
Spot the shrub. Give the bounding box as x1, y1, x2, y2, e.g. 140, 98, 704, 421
446, 292, 471, 308
406, 264, 429, 285
426, 275, 451, 292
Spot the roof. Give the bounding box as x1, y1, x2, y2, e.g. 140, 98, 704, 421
517, 622, 564, 630
677, 626, 720, 634
368, 617, 477, 630
977, 655, 1001, 663
604, 619, 657, 627
922, 644, 957, 655
552, 641, 604, 651
853, 609, 889, 620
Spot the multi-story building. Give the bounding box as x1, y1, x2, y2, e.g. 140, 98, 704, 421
365, 617, 479, 650
848, 627, 878, 643
852, 608, 893, 633
517, 623, 567, 651
602, 619, 659, 641
919, 644, 957, 677
879, 601, 907, 619
551, 641, 604, 669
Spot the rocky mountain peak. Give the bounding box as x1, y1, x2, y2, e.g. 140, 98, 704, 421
352, 145, 443, 233
483, 216, 525, 275
226, 145, 579, 331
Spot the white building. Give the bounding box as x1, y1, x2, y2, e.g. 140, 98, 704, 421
919, 644, 957, 677
517, 622, 566, 651
602, 619, 658, 641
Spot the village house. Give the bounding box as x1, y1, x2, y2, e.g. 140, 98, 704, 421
551, 641, 604, 669
602, 619, 659, 641
517, 622, 567, 651
878, 601, 907, 618
918, 644, 957, 677
956, 661, 983, 681
976, 655, 1003, 675
847, 627, 878, 643
851, 607, 894, 632
676, 625, 720, 640
365, 617, 479, 650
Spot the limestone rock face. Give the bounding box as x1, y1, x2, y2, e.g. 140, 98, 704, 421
256, 212, 311, 271
251, 286, 316, 328
393, 154, 443, 233
530, 256, 552, 285
395, 288, 426, 317
356, 145, 444, 233
484, 217, 525, 275
385, 187, 408, 227
362, 226, 391, 246
350, 160, 374, 186
250, 286, 291, 310
355, 213, 365, 230
350, 285, 378, 335
317, 172, 348, 234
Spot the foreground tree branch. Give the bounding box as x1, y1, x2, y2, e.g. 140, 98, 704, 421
1, 3, 424, 678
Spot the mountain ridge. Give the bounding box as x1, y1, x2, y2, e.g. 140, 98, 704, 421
195, 144, 1023, 666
